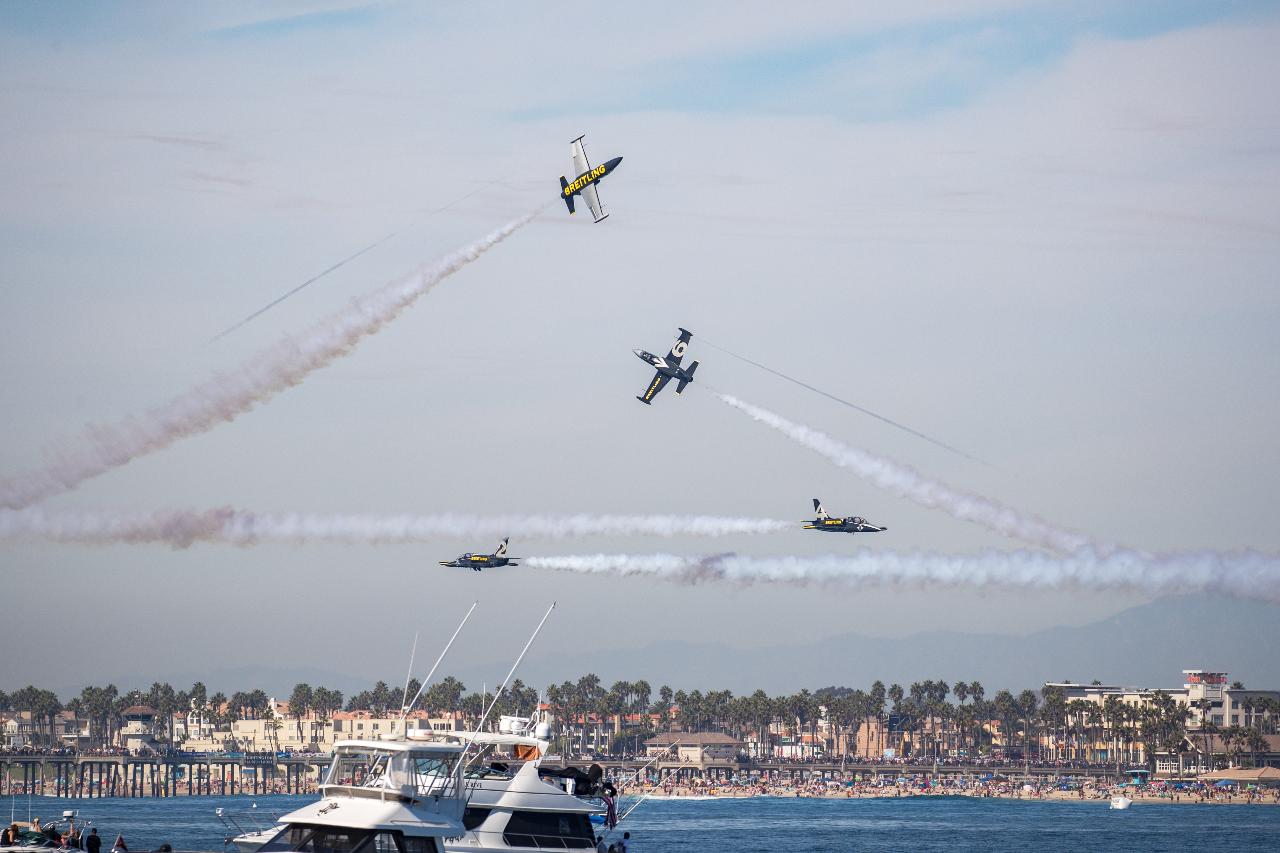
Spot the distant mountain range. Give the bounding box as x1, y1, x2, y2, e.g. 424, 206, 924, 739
465, 594, 1280, 694
84, 595, 1280, 700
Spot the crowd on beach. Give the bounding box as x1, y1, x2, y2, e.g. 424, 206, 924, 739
614, 774, 1280, 806
1, 748, 144, 759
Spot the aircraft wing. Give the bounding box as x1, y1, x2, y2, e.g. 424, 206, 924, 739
665, 328, 692, 366
571, 136, 591, 176
637, 371, 670, 404
582, 183, 607, 223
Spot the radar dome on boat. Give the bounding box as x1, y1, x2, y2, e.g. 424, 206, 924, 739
534, 721, 551, 739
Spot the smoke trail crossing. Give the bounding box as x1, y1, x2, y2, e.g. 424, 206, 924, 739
209, 187, 489, 342
209, 232, 397, 343
0, 508, 792, 547
0, 210, 542, 510
715, 392, 1094, 553
525, 550, 1280, 603
700, 338, 989, 465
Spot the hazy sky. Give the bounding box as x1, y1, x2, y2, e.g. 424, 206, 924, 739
2, 1, 1278, 695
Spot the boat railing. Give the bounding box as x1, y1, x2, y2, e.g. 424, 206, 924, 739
318, 783, 419, 803
215, 806, 281, 838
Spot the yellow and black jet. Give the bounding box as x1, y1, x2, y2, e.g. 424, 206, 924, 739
439, 538, 521, 571
560, 135, 623, 223
634, 327, 699, 404
803, 499, 887, 533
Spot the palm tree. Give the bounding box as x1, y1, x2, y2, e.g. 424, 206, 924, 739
1246, 727, 1267, 767
1039, 686, 1066, 760
868, 681, 887, 758
748, 689, 773, 759
1016, 690, 1039, 763
12, 686, 63, 746
289, 683, 312, 744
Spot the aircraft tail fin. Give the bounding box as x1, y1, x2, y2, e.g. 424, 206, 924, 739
813, 498, 828, 519
560, 177, 575, 214
495, 537, 509, 557
676, 361, 698, 394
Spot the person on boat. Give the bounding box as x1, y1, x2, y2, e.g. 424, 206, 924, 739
595, 836, 607, 853
86, 829, 101, 853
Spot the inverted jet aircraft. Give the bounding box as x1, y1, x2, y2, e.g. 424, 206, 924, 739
438, 538, 521, 571
634, 328, 699, 405
560, 135, 623, 223
803, 499, 886, 533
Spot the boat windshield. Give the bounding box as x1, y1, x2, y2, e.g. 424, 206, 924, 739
323, 747, 458, 796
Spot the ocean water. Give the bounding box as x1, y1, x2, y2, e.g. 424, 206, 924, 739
7, 794, 1278, 852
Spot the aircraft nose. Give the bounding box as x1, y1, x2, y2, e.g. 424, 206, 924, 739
633, 349, 644, 357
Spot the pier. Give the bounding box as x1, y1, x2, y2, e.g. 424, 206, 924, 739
0, 754, 330, 798
1, 752, 1126, 799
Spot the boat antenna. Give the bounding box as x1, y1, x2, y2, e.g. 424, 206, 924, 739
460, 601, 555, 764
615, 745, 677, 791
399, 631, 420, 717
616, 767, 677, 825
401, 601, 478, 721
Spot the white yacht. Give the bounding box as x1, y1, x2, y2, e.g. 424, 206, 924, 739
247, 738, 470, 853
235, 715, 613, 853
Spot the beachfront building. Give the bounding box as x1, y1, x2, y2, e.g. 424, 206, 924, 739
176, 705, 468, 753
1, 712, 38, 748
118, 705, 160, 752
644, 732, 743, 764
553, 712, 613, 756
1152, 733, 1280, 776
2, 710, 92, 750
1046, 671, 1278, 729
772, 732, 827, 760
329, 710, 463, 743
184, 698, 217, 743
1040, 670, 1280, 769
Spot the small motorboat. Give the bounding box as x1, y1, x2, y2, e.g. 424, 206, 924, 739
1110, 794, 1133, 810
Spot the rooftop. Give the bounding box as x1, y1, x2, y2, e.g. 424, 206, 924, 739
645, 732, 741, 747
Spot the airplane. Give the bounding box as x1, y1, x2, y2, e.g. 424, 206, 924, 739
634, 328, 699, 405
438, 538, 521, 571
803, 499, 887, 533
560, 135, 623, 223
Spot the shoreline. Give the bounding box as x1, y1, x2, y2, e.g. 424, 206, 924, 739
618, 785, 1280, 806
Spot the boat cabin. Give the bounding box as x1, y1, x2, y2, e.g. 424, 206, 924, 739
256, 740, 468, 853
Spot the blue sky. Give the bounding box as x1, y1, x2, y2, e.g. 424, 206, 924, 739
6, 1, 1273, 122
551, 0, 1278, 120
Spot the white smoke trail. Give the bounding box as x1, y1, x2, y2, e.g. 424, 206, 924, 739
525, 550, 1280, 602
0, 508, 791, 548
0, 211, 543, 510
715, 392, 1094, 554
